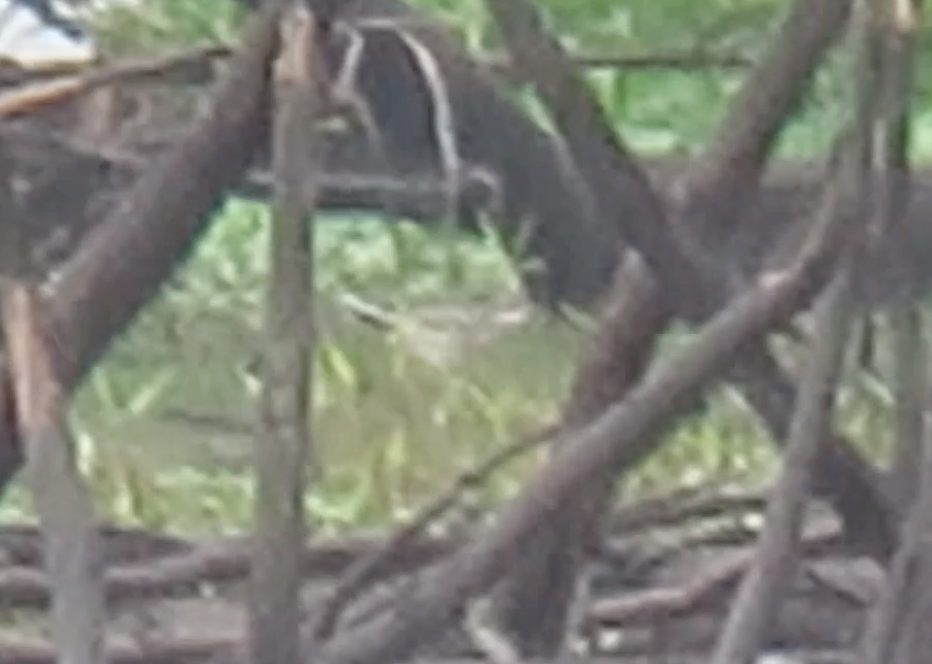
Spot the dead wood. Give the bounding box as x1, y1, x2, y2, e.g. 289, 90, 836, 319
677, 0, 853, 249
0, 640, 856, 664
860, 339, 932, 664
0, 481, 782, 613
888, 303, 925, 514
871, 0, 923, 517
0, 47, 225, 120
308, 135, 855, 664
711, 182, 862, 664
0, 533, 454, 610
0, 8, 279, 498
0, 525, 191, 568
603, 483, 766, 536
0, 481, 877, 664
486, 252, 667, 657
0, 632, 235, 664
587, 530, 841, 629
0, 480, 762, 614
479, 0, 891, 658
308, 423, 553, 642
856, 8, 929, 659
248, 6, 323, 664
710, 6, 888, 659
0, 106, 106, 664
15, 119, 932, 318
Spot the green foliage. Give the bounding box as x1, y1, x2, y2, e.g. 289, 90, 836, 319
18, 0, 925, 536
89, 0, 246, 53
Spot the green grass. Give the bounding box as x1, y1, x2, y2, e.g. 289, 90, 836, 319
0, 0, 920, 536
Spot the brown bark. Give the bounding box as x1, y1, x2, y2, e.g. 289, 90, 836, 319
0, 8, 280, 494
0, 534, 453, 611
248, 6, 324, 664
17, 126, 932, 317
479, 0, 891, 658
712, 203, 861, 664
312, 145, 856, 664
488, 254, 668, 656
679, 0, 853, 250
0, 131, 106, 664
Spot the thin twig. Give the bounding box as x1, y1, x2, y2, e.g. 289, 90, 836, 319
308, 423, 555, 642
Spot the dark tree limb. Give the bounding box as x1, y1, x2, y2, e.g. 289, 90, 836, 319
587, 528, 839, 629
679, 0, 853, 247
858, 343, 932, 664
486, 252, 668, 657
14, 124, 932, 317
0, 637, 858, 664
0, 482, 770, 613
479, 0, 892, 656
859, 340, 932, 664
0, 534, 454, 610
711, 179, 863, 664
0, 633, 235, 664
0, 40, 751, 105
0, 8, 280, 495
474, 3, 685, 648
855, 3, 927, 662
869, 0, 923, 515
308, 423, 554, 642
488, 49, 753, 77
310, 149, 855, 664
0, 128, 105, 664
889, 305, 925, 513
480, 0, 689, 309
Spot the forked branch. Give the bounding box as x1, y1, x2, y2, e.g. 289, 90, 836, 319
0, 8, 280, 495
312, 141, 858, 664
0, 125, 105, 664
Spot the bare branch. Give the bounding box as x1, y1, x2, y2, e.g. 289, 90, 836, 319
0, 7, 281, 493
0, 46, 226, 118
308, 423, 553, 642
312, 153, 854, 664
0, 533, 454, 610
476, 0, 892, 656
0, 136, 105, 664
712, 229, 861, 664
487, 251, 667, 657
481, 0, 687, 306
248, 5, 324, 664
678, 0, 853, 243
856, 3, 926, 661
708, 3, 898, 658
588, 529, 840, 628
868, 0, 924, 515
889, 306, 925, 511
